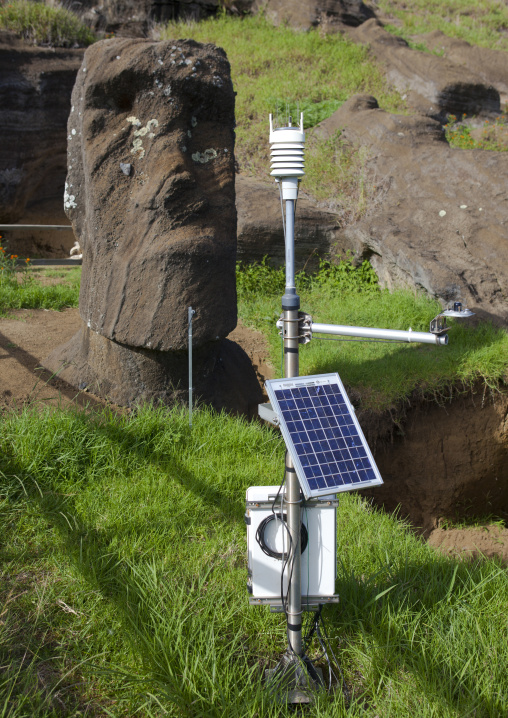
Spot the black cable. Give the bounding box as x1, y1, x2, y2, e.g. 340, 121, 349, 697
321, 612, 347, 694
303, 605, 323, 651
256, 512, 308, 560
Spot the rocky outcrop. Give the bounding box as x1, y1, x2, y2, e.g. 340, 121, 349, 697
349, 20, 500, 118
420, 30, 508, 107
44, 37, 262, 414
236, 175, 345, 268
0, 31, 82, 254
80, 0, 253, 34
315, 95, 508, 324
251, 0, 374, 30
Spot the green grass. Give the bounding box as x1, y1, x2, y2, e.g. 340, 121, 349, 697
444, 114, 508, 151
377, 0, 508, 51
0, 0, 96, 47
159, 14, 404, 199
0, 266, 81, 316
1, 403, 508, 716
237, 259, 508, 410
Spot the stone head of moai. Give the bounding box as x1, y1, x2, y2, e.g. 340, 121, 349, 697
65, 37, 237, 352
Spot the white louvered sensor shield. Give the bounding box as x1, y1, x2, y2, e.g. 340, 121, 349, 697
269, 113, 305, 200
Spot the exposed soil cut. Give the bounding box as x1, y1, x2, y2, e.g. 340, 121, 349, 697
1, 307, 507, 562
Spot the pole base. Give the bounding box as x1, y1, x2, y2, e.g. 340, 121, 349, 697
265, 652, 324, 704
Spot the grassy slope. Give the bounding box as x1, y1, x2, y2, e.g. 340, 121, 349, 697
237, 261, 508, 410
376, 0, 508, 51
1, 405, 508, 716
160, 14, 404, 206
0, 0, 96, 47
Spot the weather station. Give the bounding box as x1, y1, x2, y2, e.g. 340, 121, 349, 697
245, 111, 474, 703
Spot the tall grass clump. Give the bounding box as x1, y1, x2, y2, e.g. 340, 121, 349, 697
0, 248, 81, 315
378, 0, 508, 51
237, 258, 508, 409
0, 0, 96, 46
159, 13, 404, 210
1, 403, 508, 715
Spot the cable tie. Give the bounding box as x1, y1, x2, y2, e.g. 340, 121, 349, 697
287, 622, 302, 632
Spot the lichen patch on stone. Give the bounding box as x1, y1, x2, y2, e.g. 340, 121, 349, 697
127, 117, 159, 158
192, 148, 217, 164
64, 182, 77, 210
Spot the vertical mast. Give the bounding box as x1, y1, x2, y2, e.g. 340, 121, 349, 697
269, 112, 305, 657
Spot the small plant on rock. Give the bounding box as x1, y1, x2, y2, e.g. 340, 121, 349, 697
444, 113, 508, 151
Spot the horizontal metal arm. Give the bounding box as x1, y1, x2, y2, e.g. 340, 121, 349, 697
310, 322, 448, 345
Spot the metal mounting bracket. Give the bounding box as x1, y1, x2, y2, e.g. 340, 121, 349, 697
276, 311, 313, 344
430, 302, 475, 335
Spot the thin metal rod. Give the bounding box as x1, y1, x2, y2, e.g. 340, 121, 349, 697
15, 258, 82, 266
0, 224, 72, 231
311, 321, 448, 346
188, 307, 195, 427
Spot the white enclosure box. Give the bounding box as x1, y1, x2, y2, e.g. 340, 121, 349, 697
246, 486, 338, 606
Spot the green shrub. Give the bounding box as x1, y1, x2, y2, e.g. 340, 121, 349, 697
0, 0, 96, 47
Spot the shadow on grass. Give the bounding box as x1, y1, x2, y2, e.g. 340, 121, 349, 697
2, 406, 507, 715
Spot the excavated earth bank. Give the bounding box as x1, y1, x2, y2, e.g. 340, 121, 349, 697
360, 388, 508, 534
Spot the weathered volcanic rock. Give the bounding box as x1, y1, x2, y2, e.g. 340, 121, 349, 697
315, 95, 508, 324
80, 0, 253, 33
350, 20, 500, 118
44, 37, 263, 414
251, 0, 374, 30
63, 37, 237, 350
0, 31, 82, 253
420, 30, 508, 107
44, 325, 263, 416
236, 175, 345, 268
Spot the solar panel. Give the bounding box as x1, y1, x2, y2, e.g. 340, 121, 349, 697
265, 373, 383, 499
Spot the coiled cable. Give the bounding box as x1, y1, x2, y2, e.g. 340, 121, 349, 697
255, 512, 308, 561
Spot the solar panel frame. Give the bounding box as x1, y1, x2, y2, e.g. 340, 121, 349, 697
265, 372, 384, 499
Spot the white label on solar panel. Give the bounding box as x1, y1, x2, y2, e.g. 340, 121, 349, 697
265, 373, 383, 499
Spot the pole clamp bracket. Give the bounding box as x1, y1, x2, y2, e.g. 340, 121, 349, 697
276, 311, 313, 344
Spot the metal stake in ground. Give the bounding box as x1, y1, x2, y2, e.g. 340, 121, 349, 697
188, 306, 196, 427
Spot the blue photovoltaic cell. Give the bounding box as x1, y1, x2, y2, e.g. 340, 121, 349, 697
266, 373, 383, 498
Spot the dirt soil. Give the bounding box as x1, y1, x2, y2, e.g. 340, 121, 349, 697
1, 307, 507, 563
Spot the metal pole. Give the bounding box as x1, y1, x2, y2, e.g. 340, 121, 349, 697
282, 199, 303, 658
188, 307, 195, 427
0, 224, 72, 231
311, 322, 449, 345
